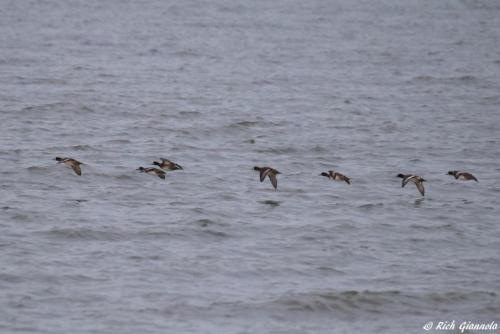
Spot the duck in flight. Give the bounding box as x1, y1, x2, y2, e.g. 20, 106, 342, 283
397, 173, 426, 196
254, 166, 281, 190
55, 157, 83, 176
153, 158, 183, 171
137, 167, 166, 180
320, 170, 351, 184
447, 171, 478, 182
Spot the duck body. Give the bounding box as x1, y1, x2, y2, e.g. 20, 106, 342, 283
137, 167, 166, 179
397, 173, 426, 196
254, 166, 280, 189
55, 157, 83, 176
320, 170, 350, 184
153, 158, 183, 171
447, 171, 478, 182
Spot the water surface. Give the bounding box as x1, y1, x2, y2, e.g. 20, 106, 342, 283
1, 1, 500, 333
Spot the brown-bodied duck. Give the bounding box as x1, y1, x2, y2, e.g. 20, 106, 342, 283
397, 174, 426, 196
153, 158, 183, 171
254, 166, 281, 189
55, 157, 83, 176
320, 170, 350, 184
447, 171, 478, 182
137, 167, 166, 180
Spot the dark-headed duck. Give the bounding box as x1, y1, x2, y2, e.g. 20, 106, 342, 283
254, 166, 281, 190
137, 167, 166, 180
320, 170, 350, 184
55, 157, 83, 176
447, 171, 478, 182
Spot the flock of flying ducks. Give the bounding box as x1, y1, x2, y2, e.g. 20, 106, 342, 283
55, 156, 478, 196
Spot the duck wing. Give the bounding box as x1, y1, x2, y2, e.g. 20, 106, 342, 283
260, 168, 271, 182
268, 173, 278, 189
173, 162, 183, 170
402, 175, 416, 188
72, 163, 82, 176
416, 181, 425, 196
464, 172, 478, 182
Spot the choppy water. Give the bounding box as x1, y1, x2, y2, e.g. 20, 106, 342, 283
1, 1, 500, 333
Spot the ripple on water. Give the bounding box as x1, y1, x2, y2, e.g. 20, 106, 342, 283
101, 139, 132, 145
68, 144, 95, 151
11, 214, 31, 222
42, 228, 124, 241
128, 255, 162, 261
311, 145, 328, 153
409, 222, 458, 232
254, 146, 298, 155
259, 200, 281, 207
261, 290, 498, 317
191, 219, 230, 238
226, 120, 263, 128
193, 218, 223, 228
409, 75, 479, 86
113, 174, 135, 181
27, 166, 49, 173
0, 273, 25, 283
20, 102, 68, 113
357, 203, 384, 210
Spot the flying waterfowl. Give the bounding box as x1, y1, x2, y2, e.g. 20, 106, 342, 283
447, 171, 478, 182
153, 158, 183, 171
320, 170, 351, 184
397, 174, 426, 196
254, 166, 281, 189
137, 167, 166, 180
55, 157, 83, 176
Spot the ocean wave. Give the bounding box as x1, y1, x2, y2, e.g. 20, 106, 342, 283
259, 200, 281, 207
20, 104, 61, 113
68, 144, 95, 151
16, 77, 68, 85
226, 120, 263, 129
254, 146, 298, 154
11, 214, 31, 222
27, 166, 49, 172
311, 145, 328, 153
79, 105, 94, 113
101, 139, 132, 145
0, 273, 25, 283
190, 219, 231, 238
410, 75, 479, 85
262, 290, 498, 316
409, 222, 457, 231
138, 231, 177, 239
42, 228, 124, 241
193, 218, 222, 228
113, 174, 135, 180
198, 229, 229, 238
357, 203, 384, 210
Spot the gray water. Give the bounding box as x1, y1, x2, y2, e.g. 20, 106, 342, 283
1, 1, 500, 333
